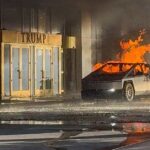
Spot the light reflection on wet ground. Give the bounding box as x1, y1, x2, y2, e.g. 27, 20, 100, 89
0, 97, 150, 149
0, 123, 149, 149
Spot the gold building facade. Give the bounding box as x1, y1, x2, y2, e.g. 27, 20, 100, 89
0, 30, 63, 99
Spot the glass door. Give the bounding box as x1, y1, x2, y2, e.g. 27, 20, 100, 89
53, 47, 59, 95
34, 47, 53, 96
35, 47, 52, 96
45, 49, 52, 95
11, 46, 30, 97
3, 44, 62, 98
35, 48, 44, 96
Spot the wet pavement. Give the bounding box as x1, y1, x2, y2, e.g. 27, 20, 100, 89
0, 124, 129, 150
0, 123, 125, 150
0, 97, 150, 123
0, 124, 149, 150
0, 97, 150, 149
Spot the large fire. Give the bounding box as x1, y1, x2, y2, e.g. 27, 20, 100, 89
93, 30, 150, 71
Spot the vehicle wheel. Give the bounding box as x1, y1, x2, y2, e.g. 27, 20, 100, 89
123, 83, 135, 102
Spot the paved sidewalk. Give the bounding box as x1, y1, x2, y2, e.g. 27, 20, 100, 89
1, 93, 81, 104
0, 96, 149, 123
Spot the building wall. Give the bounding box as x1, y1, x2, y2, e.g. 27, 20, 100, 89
0, 0, 83, 95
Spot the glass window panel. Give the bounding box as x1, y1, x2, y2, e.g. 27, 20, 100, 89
12, 48, 19, 91
22, 48, 29, 90
4, 44, 10, 96
45, 50, 51, 89
36, 49, 43, 89
53, 47, 59, 94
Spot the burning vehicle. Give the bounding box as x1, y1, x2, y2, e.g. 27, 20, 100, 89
82, 30, 150, 101
81, 62, 150, 101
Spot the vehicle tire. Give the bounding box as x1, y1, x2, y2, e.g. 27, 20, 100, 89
123, 82, 135, 102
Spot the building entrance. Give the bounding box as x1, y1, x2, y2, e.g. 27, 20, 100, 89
1, 30, 63, 99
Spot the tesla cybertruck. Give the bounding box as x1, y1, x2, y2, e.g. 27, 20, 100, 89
81, 62, 150, 101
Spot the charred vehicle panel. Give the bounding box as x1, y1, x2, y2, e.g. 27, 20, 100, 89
81, 62, 150, 101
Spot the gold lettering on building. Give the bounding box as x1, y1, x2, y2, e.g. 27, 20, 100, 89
21, 32, 47, 44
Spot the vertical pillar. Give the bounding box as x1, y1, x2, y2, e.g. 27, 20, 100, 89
81, 10, 92, 78
0, 0, 3, 29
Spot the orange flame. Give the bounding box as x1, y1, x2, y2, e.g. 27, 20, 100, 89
92, 63, 103, 71
93, 29, 150, 71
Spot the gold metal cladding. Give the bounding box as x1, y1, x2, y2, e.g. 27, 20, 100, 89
1, 30, 63, 99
